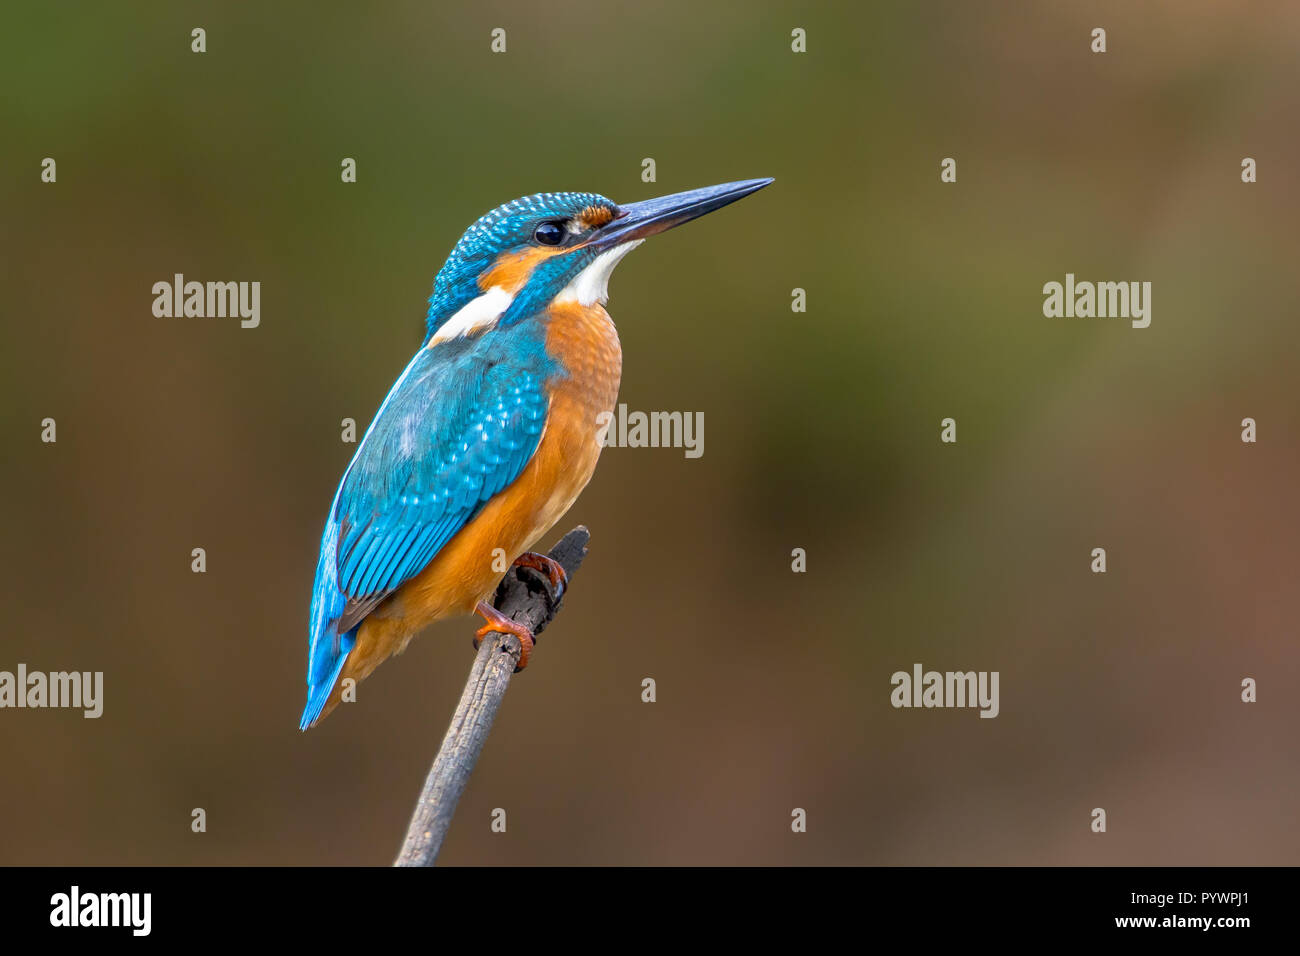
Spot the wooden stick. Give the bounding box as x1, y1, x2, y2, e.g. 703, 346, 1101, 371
393, 526, 591, 866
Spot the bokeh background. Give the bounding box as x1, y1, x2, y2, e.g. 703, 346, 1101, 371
2, 1, 1297, 865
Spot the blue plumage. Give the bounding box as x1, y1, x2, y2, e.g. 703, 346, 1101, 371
300, 325, 556, 728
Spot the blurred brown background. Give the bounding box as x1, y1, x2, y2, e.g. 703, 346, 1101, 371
2, 1, 1297, 865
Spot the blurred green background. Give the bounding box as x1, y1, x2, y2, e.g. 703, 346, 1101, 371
2, 1, 1297, 865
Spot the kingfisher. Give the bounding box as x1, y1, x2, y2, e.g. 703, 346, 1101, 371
300, 177, 773, 729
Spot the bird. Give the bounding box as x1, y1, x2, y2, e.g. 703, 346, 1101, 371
300, 177, 773, 729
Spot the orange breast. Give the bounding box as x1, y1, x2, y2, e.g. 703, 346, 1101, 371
398, 299, 621, 619
322, 303, 622, 712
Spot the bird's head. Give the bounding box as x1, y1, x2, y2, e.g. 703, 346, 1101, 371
424, 178, 773, 345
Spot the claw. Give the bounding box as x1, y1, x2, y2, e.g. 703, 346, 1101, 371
473, 601, 536, 671
512, 551, 568, 602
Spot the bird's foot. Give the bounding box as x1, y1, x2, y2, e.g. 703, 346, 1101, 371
473, 601, 536, 672
512, 551, 568, 602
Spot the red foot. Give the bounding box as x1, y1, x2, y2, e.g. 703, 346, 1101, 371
473, 601, 536, 671
512, 551, 568, 600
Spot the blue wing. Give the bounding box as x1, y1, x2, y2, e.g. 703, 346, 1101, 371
301, 333, 551, 728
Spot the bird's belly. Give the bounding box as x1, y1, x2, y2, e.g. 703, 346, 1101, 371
375, 301, 622, 639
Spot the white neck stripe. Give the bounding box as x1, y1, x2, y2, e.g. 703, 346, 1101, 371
428, 286, 515, 345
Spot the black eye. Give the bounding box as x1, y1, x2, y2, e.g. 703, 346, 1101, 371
534, 221, 565, 245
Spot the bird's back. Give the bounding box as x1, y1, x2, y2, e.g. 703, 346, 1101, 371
301, 302, 620, 726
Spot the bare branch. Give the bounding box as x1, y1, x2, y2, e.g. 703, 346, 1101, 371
393, 526, 591, 866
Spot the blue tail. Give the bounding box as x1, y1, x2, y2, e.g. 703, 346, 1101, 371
299, 627, 355, 730
300, 510, 354, 730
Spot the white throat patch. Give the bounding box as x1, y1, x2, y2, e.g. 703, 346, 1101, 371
428, 285, 515, 345
554, 240, 644, 307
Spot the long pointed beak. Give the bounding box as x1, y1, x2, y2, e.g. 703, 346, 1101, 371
591, 178, 774, 251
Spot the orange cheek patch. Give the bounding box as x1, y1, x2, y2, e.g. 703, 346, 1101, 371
576, 205, 617, 229
478, 246, 567, 294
